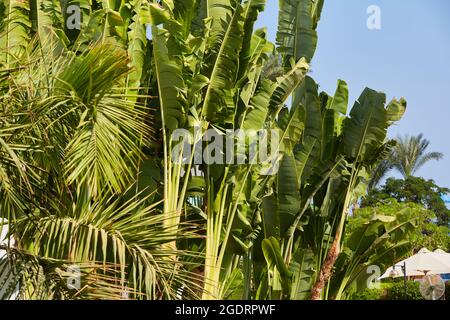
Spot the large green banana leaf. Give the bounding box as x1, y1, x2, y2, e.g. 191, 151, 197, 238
277, 0, 324, 63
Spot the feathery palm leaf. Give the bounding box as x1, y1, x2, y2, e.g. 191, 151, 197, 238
369, 133, 443, 188
393, 133, 443, 178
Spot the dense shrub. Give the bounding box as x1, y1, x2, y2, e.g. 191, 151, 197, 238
351, 288, 386, 300
385, 281, 424, 300
351, 280, 441, 300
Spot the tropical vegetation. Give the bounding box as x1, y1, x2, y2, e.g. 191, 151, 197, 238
369, 133, 443, 190
351, 200, 450, 254
364, 177, 450, 226
0, 0, 432, 300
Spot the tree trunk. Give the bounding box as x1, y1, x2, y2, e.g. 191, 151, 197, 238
310, 236, 341, 300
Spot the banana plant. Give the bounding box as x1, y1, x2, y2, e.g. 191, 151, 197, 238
0, 0, 32, 66
308, 88, 407, 299
277, 0, 324, 64
326, 212, 417, 300
253, 74, 407, 300
250, 0, 408, 297
147, 0, 316, 299
0, 0, 153, 89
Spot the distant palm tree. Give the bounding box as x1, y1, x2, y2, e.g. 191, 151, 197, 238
394, 134, 444, 177
369, 134, 443, 189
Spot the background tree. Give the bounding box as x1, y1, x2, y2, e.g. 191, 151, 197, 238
351, 200, 450, 253
364, 177, 450, 226
369, 133, 443, 189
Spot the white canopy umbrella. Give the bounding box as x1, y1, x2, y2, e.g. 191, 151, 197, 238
434, 249, 450, 263
379, 248, 450, 279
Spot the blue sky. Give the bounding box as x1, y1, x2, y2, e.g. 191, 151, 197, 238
256, 0, 450, 188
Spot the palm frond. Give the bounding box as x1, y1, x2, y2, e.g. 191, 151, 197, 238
11, 191, 202, 299
389, 133, 443, 178
0, 246, 133, 300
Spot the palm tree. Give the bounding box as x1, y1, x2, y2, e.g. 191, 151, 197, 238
369, 134, 443, 189
0, 41, 200, 300
394, 134, 443, 177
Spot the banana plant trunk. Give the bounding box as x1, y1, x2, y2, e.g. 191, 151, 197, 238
310, 233, 341, 300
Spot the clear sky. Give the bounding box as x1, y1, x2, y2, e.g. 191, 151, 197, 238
256, 0, 450, 188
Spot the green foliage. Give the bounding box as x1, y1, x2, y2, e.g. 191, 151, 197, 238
277, 0, 323, 63
369, 133, 442, 189
354, 200, 450, 253
0, 0, 411, 300
328, 208, 417, 299
385, 280, 424, 300
126, 0, 151, 87
364, 177, 450, 226
255, 77, 407, 300
0, 41, 198, 299
0, 0, 32, 63
0, 247, 134, 300
352, 280, 450, 300
350, 287, 386, 300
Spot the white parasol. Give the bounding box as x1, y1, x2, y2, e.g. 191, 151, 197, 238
379, 248, 450, 279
